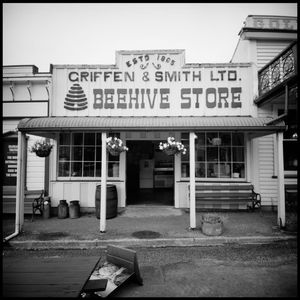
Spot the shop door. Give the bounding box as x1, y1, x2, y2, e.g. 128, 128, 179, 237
126, 140, 173, 205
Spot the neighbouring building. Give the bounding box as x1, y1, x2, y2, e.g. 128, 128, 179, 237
231, 15, 297, 213
2, 66, 51, 213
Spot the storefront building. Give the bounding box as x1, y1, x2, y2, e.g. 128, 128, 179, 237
3, 15, 297, 232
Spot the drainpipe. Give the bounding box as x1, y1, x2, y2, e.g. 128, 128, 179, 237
3, 131, 23, 243
276, 131, 285, 227
100, 131, 107, 232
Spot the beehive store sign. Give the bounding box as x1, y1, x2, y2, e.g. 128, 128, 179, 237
53, 50, 254, 117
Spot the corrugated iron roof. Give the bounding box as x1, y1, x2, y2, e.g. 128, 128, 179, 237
17, 116, 285, 132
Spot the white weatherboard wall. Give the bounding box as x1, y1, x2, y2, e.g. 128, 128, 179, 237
3, 120, 18, 134
257, 105, 278, 207
50, 181, 125, 210
26, 135, 45, 190
256, 41, 294, 69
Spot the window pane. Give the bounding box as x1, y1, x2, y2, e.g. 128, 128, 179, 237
220, 147, 231, 161
108, 162, 119, 177
207, 163, 218, 177
59, 146, 70, 160
84, 147, 95, 161
233, 163, 245, 178
181, 163, 189, 177
232, 147, 244, 161
232, 133, 244, 145
284, 141, 298, 170
60, 133, 70, 145
58, 161, 70, 176
219, 132, 231, 146
207, 147, 218, 161
196, 146, 205, 161
207, 132, 218, 146
96, 133, 102, 146
220, 163, 231, 178
73, 133, 83, 145
84, 133, 96, 146
195, 163, 205, 178
71, 162, 82, 176
181, 132, 189, 140
72, 147, 83, 161
96, 162, 102, 177
83, 162, 95, 176
96, 147, 102, 161
196, 132, 205, 145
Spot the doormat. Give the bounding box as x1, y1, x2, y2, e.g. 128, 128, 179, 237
132, 230, 161, 239
123, 207, 183, 218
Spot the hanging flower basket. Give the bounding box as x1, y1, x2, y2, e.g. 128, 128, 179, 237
30, 140, 53, 158
164, 148, 178, 156
35, 149, 52, 157
108, 149, 122, 156
106, 137, 128, 156
159, 137, 187, 156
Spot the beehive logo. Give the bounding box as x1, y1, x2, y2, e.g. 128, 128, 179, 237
64, 83, 88, 111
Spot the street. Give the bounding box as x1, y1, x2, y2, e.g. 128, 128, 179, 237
3, 239, 297, 297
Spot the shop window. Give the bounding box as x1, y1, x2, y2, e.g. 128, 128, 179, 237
278, 109, 298, 172
181, 132, 245, 179
58, 132, 120, 178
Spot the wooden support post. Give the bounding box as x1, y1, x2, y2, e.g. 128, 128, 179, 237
189, 132, 196, 229
276, 131, 285, 227
100, 132, 107, 232
16, 131, 26, 231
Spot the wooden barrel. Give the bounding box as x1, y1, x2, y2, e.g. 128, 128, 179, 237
95, 185, 118, 219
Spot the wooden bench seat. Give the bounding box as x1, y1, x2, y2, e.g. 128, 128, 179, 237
2, 189, 45, 219
189, 183, 261, 211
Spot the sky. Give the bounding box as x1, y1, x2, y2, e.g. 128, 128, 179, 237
3, 2, 298, 72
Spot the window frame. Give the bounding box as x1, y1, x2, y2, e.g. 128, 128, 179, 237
180, 131, 247, 181
56, 131, 121, 180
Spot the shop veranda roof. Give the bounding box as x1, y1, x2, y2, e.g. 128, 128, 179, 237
18, 116, 285, 133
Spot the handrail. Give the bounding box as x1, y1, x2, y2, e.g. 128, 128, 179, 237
258, 41, 297, 96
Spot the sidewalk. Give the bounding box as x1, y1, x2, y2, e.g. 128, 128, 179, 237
3, 206, 297, 249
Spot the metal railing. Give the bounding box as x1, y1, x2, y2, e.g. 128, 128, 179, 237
258, 41, 297, 96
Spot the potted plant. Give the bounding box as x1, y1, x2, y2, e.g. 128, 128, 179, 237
159, 137, 187, 156
30, 140, 53, 157
106, 137, 129, 156
201, 213, 223, 236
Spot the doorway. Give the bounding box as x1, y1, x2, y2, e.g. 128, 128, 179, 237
126, 140, 174, 206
